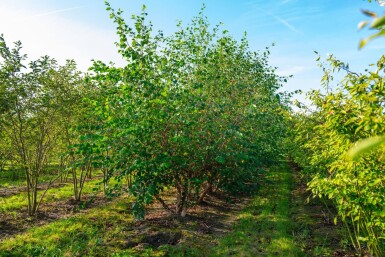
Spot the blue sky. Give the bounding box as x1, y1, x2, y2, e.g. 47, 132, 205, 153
0, 0, 384, 101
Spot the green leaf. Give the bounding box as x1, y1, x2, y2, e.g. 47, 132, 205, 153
359, 30, 385, 49
359, 38, 369, 49
346, 135, 385, 161
371, 15, 385, 29
215, 156, 225, 164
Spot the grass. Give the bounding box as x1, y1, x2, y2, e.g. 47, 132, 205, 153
0, 197, 180, 257
209, 163, 302, 257
0, 164, 301, 257
0, 182, 246, 256
0, 165, 61, 188
0, 198, 139, 257
290, 168, 353, 256
0, 163, 348, 256
0, 176, 103, 213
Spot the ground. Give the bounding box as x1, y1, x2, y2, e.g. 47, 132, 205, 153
0, 163, 357, 256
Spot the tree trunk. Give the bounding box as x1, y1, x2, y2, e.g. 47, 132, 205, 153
176, 182, 188, 217
197, 182, 212, 204
72, 168, 79, 201
155, 195, 175, 214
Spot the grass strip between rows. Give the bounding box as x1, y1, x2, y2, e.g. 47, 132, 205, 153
0, 164, 301, 257
209, 164, 301, 257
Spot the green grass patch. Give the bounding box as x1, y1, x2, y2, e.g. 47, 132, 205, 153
0, 178, 102, 213
0, 164, 303, 257
290, 170, 353, 256
0, 165, 64, 188
209, 164, 302, 257
0, 171, 55, 188
161, 164, 303, 257
0, 197, 170, 257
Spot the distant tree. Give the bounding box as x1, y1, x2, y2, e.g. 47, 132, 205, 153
0, 35, 85, 215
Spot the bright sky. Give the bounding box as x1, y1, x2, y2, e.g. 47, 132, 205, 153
0, 0, 384, 100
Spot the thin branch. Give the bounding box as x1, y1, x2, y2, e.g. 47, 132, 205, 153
155, 195, 175, 214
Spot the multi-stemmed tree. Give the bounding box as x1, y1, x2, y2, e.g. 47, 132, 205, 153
0, 35, 89, 215
82, 2, 289, 219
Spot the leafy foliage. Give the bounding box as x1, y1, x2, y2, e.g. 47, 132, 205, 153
290, 54, 385, 255
80, 2, 289, 219
0, 35, 90, 215
359, 1, 385, 48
